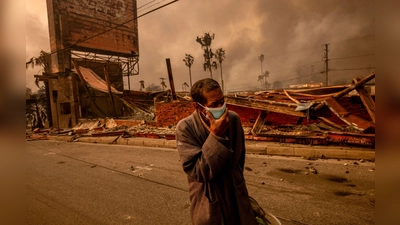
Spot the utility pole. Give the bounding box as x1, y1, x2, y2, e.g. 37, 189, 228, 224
324, 44, 329, 86
310, 64, 314, 83
165, 58, 177, 100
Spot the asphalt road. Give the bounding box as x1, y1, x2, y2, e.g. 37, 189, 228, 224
26, 140, 375, 225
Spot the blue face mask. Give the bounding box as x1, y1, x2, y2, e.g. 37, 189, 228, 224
197, 102, 227, 119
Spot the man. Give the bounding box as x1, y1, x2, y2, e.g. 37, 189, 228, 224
175, 78, 257, 225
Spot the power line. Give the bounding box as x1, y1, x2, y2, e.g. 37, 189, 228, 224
328, 34, 374, 45
189, 36, 374, 75
272, 60, 322, 74
138, 0, 157, 10
330, 67, 375, 71
256, 35, 374, 62
138, 0, 168, 13
267, 71, 323, 85
330, 53, 375, 60
221, 60, 323, 85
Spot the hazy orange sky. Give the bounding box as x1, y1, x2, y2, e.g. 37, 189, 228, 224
26, 0, 374, 92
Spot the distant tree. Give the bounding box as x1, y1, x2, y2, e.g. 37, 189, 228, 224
215, 48, 226, 94
257, 75, 264, 88
182, 82, 189, 92
26, 87, 32, 98
196, 32, 218, 79
26, 86, 47, 130
26, 51, 51, 129
258, 54, 264, 74
273, 80, 283, 90
295, 67, 307, 84
263, 70, 270, 89
145, 83, 162, 92
139, 80, 145, 91
183, 54, 194, 88
160, 78, 167, 91
26, 50, 51, 88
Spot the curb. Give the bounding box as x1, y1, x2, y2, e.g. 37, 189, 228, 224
47, 135, 375, 161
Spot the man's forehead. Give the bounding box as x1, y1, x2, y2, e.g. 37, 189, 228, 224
203, 88, 222, 96
203, 89, 223, 102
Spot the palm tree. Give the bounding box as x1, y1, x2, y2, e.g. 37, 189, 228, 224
183, 54, 194, 88
258, 54, 264, 74
257, 75, 264, 88
196, 32, 217, 79
26, 50, 51, 88
26, 50, 51, 128
263, 70, 270, 89
215, 48, 226, 94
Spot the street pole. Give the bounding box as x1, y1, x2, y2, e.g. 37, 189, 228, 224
165, 58, 177, 100
189, 66, 192, 89
324, 44, 329, 86
220, 64, 224, 94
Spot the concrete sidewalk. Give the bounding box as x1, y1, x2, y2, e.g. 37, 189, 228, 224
47, 135, 375, 161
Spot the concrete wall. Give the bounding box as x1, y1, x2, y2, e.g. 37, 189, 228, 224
48, 74, 79, 129
46, 0, 138, 73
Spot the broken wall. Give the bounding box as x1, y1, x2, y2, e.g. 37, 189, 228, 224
154, 102, 305, 128
154, 96, 373, 129
156, 102, 193, 127
48, 74, 80, 128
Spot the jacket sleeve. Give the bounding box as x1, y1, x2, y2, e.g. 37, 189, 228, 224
237, 117, 246, 171
175, 120, 233, 183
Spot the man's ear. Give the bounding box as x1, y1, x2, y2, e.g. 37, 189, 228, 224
193, 102, 199, 109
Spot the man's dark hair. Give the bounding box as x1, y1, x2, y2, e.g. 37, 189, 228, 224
190, 78, 221, 104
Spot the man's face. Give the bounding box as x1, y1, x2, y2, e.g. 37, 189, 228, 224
202, 88, 224, 108
197, 88, 225, 120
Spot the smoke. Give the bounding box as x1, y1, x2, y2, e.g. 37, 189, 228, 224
26, 0, 374, 92
26, 0, 50, 92
133, 0, 374, 91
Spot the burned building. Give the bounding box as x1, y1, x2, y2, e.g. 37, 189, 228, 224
38, 0, 141, 129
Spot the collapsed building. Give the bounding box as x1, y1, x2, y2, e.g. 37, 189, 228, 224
154, 73, 375, 148
33, 68, 376, 148
35, 0, 142, 129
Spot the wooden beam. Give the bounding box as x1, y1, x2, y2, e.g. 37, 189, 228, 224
251, 110, 268, 134
356, 86, 375, 123
317, 117, 345, 131
103, 65, 118, 118
283, 89, 300, 104
225, 96, 305, 117
323, 97, 375, 132
34, 74, 58, 80
314, 72, 375, 111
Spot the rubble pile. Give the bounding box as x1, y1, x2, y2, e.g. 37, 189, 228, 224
228, 73, 375, 147
27, 73, 375, 148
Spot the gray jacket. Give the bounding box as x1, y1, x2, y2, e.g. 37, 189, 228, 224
176, 110, 257, 225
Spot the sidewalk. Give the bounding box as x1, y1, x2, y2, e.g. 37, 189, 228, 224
46, 135, 375, 161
